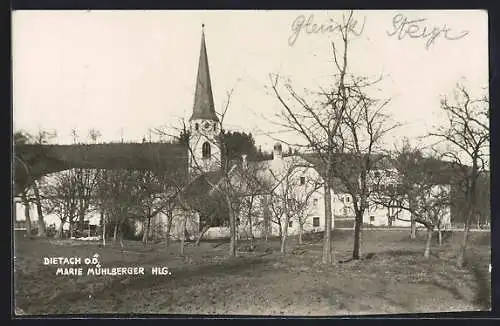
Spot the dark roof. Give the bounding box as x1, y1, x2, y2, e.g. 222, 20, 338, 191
189, 27, 218, 122
180, 171, 226, 214
14, 142, 189, 191
182, 171, 224, 198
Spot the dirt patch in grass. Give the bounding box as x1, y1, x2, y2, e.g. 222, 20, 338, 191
14, 231, 491, 315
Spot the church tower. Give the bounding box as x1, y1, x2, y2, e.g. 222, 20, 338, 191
188, 24, 221, 176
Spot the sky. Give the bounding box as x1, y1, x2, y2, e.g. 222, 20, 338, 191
12, 10, 488, 151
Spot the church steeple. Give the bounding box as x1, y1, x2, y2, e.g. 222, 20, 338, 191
190, 24, 218, 122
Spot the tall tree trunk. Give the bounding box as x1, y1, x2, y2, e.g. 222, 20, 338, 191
195, 225, 210, 246
57, 220, 64, 239
142, 218, 151, 244
119, 222, 125, 249
21, 194, 32, 238
147, 214, 152, 240
32, 181, 46, 237
280, 214, 290, 254
298, 221, 303, 245
102, 214, 106, 246
180, 214, 188, 255
78, 202, 86, 231
248, 216, 254, 248
322, 183, 333, 264
457, 163, 478, 268
142, 220, 148, 244
247, 197, 254, 249
69, 220, 74, 238
409, 197, 417, 239
424, 226, 433, 258
352, 211, 363, 260
263, 196, 270, 241
227, 195, 237, 257
113, 222, 118, 242
166, 211, 173, 246
457, 211, 472, 267
277, 218, 283, 240
410, 216, 417, 239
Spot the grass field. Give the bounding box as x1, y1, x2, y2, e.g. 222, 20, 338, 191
13, 229, 491, 316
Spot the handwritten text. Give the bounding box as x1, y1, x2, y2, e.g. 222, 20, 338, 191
387, 13, 469, 50
289, 14, 366, 46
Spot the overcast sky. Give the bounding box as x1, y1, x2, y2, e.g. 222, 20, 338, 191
12, 10, 488, 151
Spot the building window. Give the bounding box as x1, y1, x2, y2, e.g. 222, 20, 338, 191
300, 176, 305, 185
370, 215, 375, 222
202, 142, 211, 159
343, 207, 348, 216
313, 198, 318, 207
213, 123, 217, 132
313, 217, 320, 227
195, 123, 199, 131
288, 221, 293, 228
345, 196, 350, 203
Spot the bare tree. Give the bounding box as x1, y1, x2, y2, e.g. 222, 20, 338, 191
270, 10, 369, 264
19, 188, 33, 237
266, 158, 322, 254
42, 170, 79, 238
428, 83, 489, 267
370, 148, 451, 258
95, 169, 143, 248
131, 170, 181, 244
14, 129, 56, 237
64, 130, 101, 235
333, 83, 398, 259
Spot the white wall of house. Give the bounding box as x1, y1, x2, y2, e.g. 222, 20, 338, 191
133, 209, 200, 241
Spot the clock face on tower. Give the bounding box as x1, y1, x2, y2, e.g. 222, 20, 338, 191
203, 122, 211, 130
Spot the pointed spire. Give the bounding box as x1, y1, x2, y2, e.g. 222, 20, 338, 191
190, 24, 218, 122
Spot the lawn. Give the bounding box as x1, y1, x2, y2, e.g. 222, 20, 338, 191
13, 229, 491, 316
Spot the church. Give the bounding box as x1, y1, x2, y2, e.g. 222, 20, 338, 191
137, 25, 436, 242
15, 25, 456, 242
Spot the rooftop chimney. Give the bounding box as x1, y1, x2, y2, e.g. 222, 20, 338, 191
242, 154, 248, 169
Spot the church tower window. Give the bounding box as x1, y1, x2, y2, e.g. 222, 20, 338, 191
195, 123, 199, 131
202, 142, 211, 159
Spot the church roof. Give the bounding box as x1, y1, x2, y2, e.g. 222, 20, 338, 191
190, 25, 219, 122
179, 170, 226, 213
